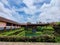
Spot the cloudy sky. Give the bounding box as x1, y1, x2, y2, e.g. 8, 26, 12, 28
0, 0, 60, 23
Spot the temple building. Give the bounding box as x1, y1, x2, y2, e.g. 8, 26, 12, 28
0, 17, 20, 30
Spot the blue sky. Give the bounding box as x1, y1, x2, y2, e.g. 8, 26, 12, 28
0, 0, 60, 23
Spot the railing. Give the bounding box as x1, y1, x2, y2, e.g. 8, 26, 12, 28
0, 26, 20, 30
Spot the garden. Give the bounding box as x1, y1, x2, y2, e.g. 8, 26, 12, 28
0, 25, 60, 42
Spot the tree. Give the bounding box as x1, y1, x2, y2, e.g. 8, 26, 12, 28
27, 22, 31, 24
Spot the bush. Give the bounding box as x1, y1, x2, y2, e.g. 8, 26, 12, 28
0, 35, 56, 42
55, 36, 60, 42
0, 36, 26, 42
40, 35, 55, 42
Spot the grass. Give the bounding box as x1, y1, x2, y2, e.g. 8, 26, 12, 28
17, 31, 25, 37
0, 28, 24, 36
0, 30, 21, 36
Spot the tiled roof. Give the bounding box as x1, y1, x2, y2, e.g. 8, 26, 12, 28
0, 17, 20, 25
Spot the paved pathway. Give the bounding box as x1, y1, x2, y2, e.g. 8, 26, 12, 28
0, 42, 60, 45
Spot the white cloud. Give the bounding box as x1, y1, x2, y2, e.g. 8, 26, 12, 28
0, 1, 22, 23
0, 0, 59, 23
39, 0, 60, 23
23, 0, 46, 15
0, 2, 12, 17
1, 0, 8, 5
23, 0, 47, 15
23, 0, 36, 15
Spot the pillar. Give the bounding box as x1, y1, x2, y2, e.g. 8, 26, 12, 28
32, 26, 36, 33
10, 24, 13, 31
4, 27, 6, 31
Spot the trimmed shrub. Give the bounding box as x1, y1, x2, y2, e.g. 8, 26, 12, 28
40, 35, 55, 42
0, 34, 56, 42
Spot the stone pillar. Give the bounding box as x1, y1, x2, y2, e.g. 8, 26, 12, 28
32, 26, 36, 33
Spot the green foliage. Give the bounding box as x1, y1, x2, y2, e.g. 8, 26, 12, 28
0, 35, 55, 42
39, 35, 55, 42
36, 26, 43, 31
55, 36, 60, 42
36, 26, 54, 32
0, 26, 59, 42
42, 26, 54, 31
55, 22, 60, 25
0, 28, 24, 36
17, 31, 25, 37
